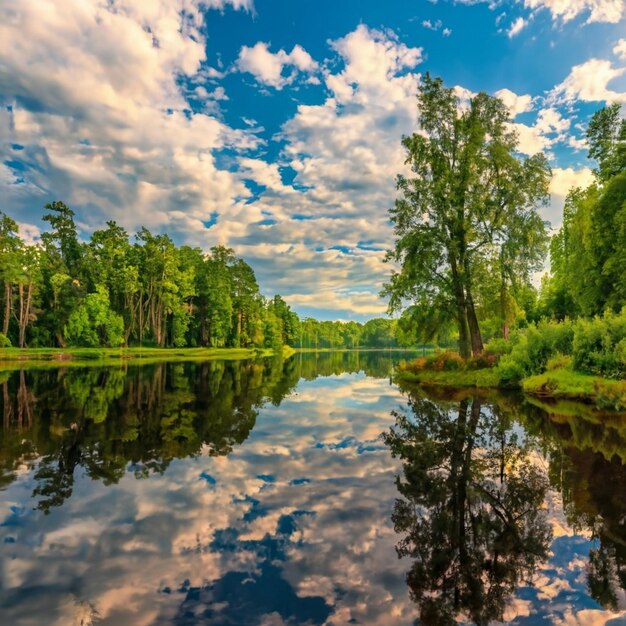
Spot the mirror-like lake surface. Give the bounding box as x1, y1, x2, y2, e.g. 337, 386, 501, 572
2, 352, 626, 625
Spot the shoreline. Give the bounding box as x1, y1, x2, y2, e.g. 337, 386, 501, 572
394, 367, 626, 411
0, 346, 281, 371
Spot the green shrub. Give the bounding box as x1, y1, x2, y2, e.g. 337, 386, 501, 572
0, 333, 11, 348
426, 351, 464, 371
466, 353, 499, 370
546, 354, 572, 371
496, 354, 526, 387
594, 380, 626, 411
484, 337, 514, 357
572, 310, 626, 379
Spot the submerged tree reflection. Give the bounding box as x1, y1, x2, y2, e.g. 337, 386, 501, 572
0, 356, 301, 512
383, 393, 552, 625
529, 411, 626, 611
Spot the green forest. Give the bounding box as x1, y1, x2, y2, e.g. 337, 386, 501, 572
386, 76, 626, 403
0, 204, 403, 351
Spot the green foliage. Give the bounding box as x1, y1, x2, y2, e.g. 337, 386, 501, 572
0, 332, 11, 348
543, 105, 626, 319
65, 286, 124, 347
546, 353, 572, 371
572, 310, 626, 378
384, 73, 550, 358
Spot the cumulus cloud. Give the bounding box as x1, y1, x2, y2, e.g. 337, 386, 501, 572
509, 122, 553, 155
550, 59, 626, 104
524, 0, 625, 24
237, 42, 319, 89
546, 166, 595, 225
212, 24, 425, 315
495, 88, 534, 117
550, 166, 595, 198
0, 0, 259, 238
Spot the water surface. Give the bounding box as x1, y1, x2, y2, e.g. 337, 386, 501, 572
1, 352, 626, 625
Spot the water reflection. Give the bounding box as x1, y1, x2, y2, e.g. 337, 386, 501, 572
3, 354, 626, 624
383, 392, 552, 625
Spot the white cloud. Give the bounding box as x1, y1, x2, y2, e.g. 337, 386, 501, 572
524, 0, 625, 24
0, 0, 259, 238
237, 42, 318, 89
546, 166, 595, 225
550, 166, 594, 197
508, 17, 527, 37
509, 122, 553, 155
495, 88, 534, 117
535, 107, 570, 137
551, 59, 626, 104
568, 135, 588, 151
614, 38, 626, 60
225, 25, 424, 314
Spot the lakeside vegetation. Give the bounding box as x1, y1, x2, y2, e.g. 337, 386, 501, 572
387, 76, 626, 408
1, 203, 419, 352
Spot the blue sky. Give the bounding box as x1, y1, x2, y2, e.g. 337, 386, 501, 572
1, 0, 625, 320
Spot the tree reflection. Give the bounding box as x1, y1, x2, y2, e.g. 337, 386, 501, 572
545, 434, 626, 610
0, 357, 301, 512
383, 393, 552, 625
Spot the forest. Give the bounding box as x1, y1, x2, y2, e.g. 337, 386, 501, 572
0, 204, 403, 351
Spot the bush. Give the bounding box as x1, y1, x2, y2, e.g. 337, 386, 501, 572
594, 380, 626, 411
496, 355, 526, 387
0, 332, 11, 348
572, 310, 626, 379
546, 353, 572, 371
466, 353, 499, 370
484, 337, 514, 357
426, 351, 464, 371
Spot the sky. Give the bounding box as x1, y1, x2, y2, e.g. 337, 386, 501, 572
1, 0, 625, 321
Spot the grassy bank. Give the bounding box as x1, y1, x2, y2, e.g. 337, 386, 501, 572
394, 367, 501, 389
396, 361, 626, 411
0, 345, 291, 371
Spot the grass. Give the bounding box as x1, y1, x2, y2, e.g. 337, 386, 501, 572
396, 356, 626, 411
522, 369, 606, 399
395, 367, 501, 389
0, 345, 284, 371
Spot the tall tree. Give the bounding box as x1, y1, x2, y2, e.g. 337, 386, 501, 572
586, 103, 626, 183
0, 212, 22, 340
383, 74, 550, 357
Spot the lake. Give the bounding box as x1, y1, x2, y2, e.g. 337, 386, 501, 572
1, 352, 626, 625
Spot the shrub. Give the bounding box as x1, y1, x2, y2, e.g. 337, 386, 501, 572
546, 354, 572, 371
496, 355, 526, 387
426, 351, 464, 371
466, 353, 499, 370
0, 333, 11, 348
484, 337, 514, 357
400, 357, 428, 373
572, 310, 626, 379
594, 380, 626, 411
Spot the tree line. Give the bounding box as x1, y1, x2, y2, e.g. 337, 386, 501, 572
385, 74, 625, 356
0, 204, 412, 350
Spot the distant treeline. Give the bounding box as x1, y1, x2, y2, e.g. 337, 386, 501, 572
0, 203, 408, 350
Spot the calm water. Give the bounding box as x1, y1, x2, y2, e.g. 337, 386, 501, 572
1, 352, 626, 625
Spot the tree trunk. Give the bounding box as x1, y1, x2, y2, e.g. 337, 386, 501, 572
465, 288, 484, 355
2, 282, 11, 337
500, 271, 510, 340
450, 257, 471, 359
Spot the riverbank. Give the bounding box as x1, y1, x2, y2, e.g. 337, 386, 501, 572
395, 365, 626, 411
0, 345, 289, 371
